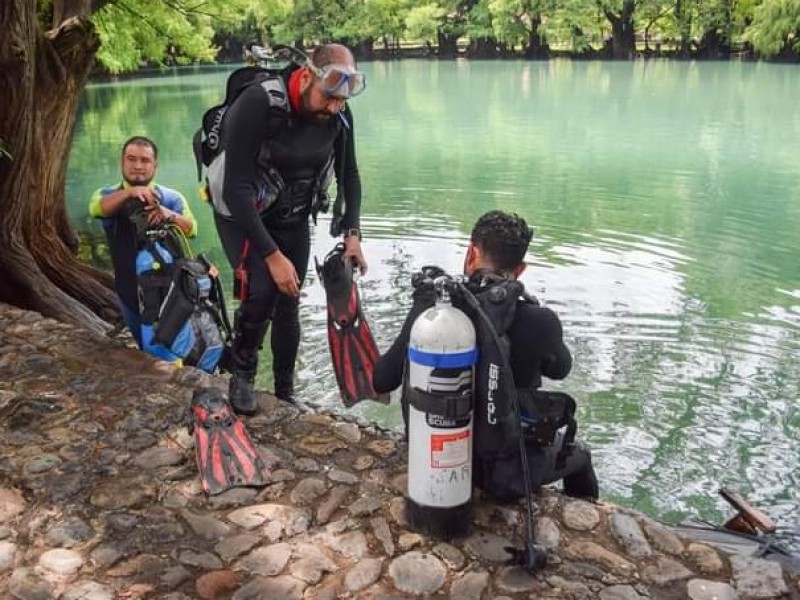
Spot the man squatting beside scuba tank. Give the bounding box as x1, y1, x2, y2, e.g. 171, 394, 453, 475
373, 211, 599, 504
211, 44, 367, 415
89, 136, 197, 347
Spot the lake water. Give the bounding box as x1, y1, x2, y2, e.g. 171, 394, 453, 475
66, 59, 800, 537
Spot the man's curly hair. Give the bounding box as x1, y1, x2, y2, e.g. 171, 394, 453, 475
470, 210, 533, 271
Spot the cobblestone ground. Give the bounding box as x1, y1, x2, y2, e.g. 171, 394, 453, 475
1, 303, 798, 600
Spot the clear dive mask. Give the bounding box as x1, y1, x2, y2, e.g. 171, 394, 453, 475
308, 64, 366, 99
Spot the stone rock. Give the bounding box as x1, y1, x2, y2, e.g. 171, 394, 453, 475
344, 557, 383, 592
371, 516, 395, 556
730, 555, 789, 599
451, 570, 490, 600
227, 503, 309, 537
133, 446, 185, 469
642, 519, 684, 556
61, 581, 114, 600
495, 566, 538, 594
316, 485, 351, 525
536, 517, 561, 551
38, 547, 84, 575
232, 575, 306, 600
46, 516, 94, 548
161, 565, 192, 589
367, 439, 397, 457
90, 477, 154, 509
215, 533, 261, 563
398, 532, 423, 551
9, 567, 55, 600
328, 468, 359, 485
208, 487, 260, 509
178, 549, 223, 570
687, 543, 724, 575
294, 458, 320, 473
687, 579, 739, 600
289, 544, 339, 584
333, 422, 361, 444
562, 500, 601, 532
236, 543, 292, 576
271, 469, 297, 482
89, 544, 122, 568
0, 488, 26, 523
389, 496, 409, 527
353, 455, 375, 471
180, 510, 232, 539
347, 495, 383, 517
290, 478, 328, 505
599, 585, 648, 600
196, 570, 240, 600
23, 453, 62, 475
388, 551, 447, 596
0, 540, 17, 572
563, 542, 636, 576
304, 576, 342, 600
561, 561, 607, 581
328, 530, 368, 558
106, 554, 168, 578
641, 556, 692, 585
546, 575, 593, 599
433, 543, 465, 571
610, 513, 653, 558
464, 531, 514, 562
296, 433, 348, 457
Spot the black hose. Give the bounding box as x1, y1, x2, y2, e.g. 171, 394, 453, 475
454, 280, 547, 574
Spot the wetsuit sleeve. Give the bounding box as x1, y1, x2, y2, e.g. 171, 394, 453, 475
337, 104, 361, 231
221, 84, 278, 258
511, 305, 572, 387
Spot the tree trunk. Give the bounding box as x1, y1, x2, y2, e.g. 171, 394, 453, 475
437, 30, 459, 58
605, 0, 636, 59
0, 2, 118, 331
524, 15, 549, 59
467, 37, 499, 59
675, 0, 692, 58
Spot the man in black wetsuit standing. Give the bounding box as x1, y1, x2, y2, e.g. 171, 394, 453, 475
212, 43, 367, 415
373, 210, 599, 502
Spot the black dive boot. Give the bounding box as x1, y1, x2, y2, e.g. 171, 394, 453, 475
229, 319, 269, 416
273, 372, 298, 406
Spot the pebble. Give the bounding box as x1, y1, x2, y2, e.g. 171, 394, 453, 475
562, 499, 601, 531
371, 516, 395, 556
343, 557, 383, 592
214, 533, 261, 563
610, 513, 653, 558
464, 531, 515, 562
236, 543, 291, 576
451, 569, 490, 600
687, 579, 739, 600
38, 547, 84, 574
0, 540, 17, 572
388, 551, 447, 595
730, 555, 789, 598
196, 570, 240, 599
61, 581, 114, 600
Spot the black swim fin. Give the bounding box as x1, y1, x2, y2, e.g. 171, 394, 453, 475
315, 243, 389, 408
189, 388, 270, 495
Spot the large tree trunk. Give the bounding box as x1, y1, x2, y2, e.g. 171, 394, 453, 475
0, 1, 119, 331
604, 0, 637, 59
524, 15, 549, 59
437, 30, 459, 58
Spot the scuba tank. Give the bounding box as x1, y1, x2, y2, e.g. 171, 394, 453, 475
405, 276, 478, 539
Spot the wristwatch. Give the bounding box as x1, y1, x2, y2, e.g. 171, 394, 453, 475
344, 228, 361, 240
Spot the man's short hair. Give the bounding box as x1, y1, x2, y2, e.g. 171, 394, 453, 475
121, 136, 158, 159
312, 43, 354, 69
471, 210, 533, 271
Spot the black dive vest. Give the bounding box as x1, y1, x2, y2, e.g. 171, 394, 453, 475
456, 277, 578, 478
205, 72, 345, 228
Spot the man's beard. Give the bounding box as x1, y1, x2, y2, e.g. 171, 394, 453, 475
124, 175, 152, 186
301, 88, 334, 121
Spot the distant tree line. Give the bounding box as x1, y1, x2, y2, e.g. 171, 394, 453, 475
209, 0, 800, 63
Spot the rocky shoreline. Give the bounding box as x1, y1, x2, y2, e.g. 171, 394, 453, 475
0, 302, 797, 599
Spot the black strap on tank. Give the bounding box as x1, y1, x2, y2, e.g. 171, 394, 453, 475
406, 387, 472, 420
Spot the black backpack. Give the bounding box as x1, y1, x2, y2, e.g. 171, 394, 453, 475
192, 64, 292, 183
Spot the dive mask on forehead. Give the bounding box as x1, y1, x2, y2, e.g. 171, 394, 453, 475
309, 64, 367, 99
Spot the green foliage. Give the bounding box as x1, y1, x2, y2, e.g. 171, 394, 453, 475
405, 3, 447, 42
91, 0, 252, 73
746, 0, 800, 55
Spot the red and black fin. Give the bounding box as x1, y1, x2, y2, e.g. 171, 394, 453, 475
316, 243, 389, 408
190, 387, 270, 495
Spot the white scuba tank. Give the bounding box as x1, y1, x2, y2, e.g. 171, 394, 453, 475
405, 284, 478, 539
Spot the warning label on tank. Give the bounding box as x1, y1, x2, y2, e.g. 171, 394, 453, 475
430, 431, 470, 468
